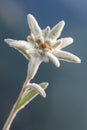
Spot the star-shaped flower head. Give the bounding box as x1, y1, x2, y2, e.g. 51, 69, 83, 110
5, 14, 81, 80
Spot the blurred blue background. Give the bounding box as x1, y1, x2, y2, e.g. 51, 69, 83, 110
0, 0, 87, 130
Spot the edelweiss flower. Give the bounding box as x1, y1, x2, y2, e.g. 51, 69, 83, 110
4, 14, 81, 80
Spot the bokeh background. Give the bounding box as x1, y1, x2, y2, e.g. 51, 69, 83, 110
0, 0, 87, 130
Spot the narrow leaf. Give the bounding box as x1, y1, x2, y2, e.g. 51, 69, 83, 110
16, 82, 49, 111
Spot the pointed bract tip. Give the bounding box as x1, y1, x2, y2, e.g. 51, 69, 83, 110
27, 14, 33, 17
4, 38, 10, 43
4, 38, 15, 45
58, 62, 60, 67
27, 14, 35, 21
68, 37, 74, 44
73, 55, 81, 63
45, 82, 49, 88
60, 20, 65, 27
42, 91, 46, 98
76, 57, 81, 63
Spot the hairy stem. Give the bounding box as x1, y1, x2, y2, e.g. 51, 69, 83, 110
2, 76, 30, 130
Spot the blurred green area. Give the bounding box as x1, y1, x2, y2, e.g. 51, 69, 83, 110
0, 0, 87, 130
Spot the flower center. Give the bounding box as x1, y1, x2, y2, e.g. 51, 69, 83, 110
41, 42, 52, 50
36, 37, 52, 50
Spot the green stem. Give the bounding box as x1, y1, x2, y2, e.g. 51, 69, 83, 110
2, 76, 30, 130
